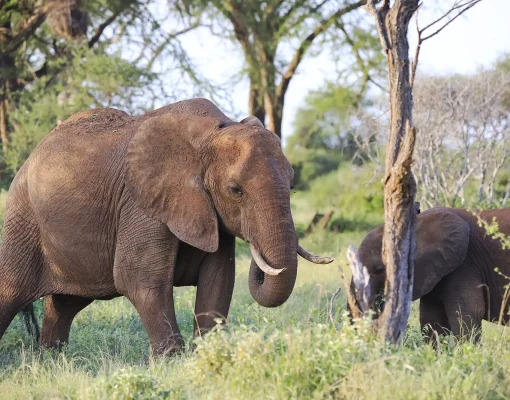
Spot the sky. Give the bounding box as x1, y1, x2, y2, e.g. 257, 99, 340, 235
176, 0, 510, 140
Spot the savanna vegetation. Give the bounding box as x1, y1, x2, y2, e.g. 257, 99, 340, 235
0, 0, 509, 399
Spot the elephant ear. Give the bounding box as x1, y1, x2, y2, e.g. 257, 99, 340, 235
240, 116, 265, 128
413, 209, 470, 299
125, 114, 219, 253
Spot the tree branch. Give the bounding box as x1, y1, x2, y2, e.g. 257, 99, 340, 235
276, 0, 331, 37
421, 0, 483, 42
145, 24, 199, 71
3, 3, 54, 54
411, 0, 485, 87
365, 0, 390, 52
275, 0, 366, 102
224, 0, 258, 66
88, 11, 123, 48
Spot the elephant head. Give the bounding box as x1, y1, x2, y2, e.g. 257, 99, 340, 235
356, 208, 471, 310
125, 107, 332, 308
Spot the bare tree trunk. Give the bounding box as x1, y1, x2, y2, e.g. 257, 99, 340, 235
265, 98, 283, 139
478, 162, 487, 203
367, 0, 419, 344
503, 184, 510, 207
0, 84, 8, 154
344, 0, 484, 344
249, 86, 266, 123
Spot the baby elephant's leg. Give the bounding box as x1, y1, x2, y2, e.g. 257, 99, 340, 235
419, 293, 451, 347
442, 283, 485, 343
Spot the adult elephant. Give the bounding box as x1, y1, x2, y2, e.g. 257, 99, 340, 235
356, 207, 510, 341
0, 98, 332, 355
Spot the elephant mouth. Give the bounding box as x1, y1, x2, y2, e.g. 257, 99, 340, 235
249, 243, 334, 276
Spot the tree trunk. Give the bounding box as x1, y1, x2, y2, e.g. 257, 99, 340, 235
478, 162, 487, 203
249, 86, 266, 123
369, 0, 419, 344
258, 45, 283, 138
304, 210, 335, 236
265, 99, 283, 139
503, 184, 510, 206
0, 93, 8, 154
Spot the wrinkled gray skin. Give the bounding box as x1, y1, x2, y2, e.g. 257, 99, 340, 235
0, 98, 329, 355
357, 207, 510, 341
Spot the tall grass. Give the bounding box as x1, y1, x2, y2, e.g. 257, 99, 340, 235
0, 172, 509, 399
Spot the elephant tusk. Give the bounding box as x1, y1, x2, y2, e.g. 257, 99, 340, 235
298, 245, 334, 264
250, 244, 286, 276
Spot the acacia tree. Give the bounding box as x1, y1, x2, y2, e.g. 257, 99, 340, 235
343, 0, 484, 343
0, 0, 136, 152
0, 0, 202, 179
175, 0, 384, 138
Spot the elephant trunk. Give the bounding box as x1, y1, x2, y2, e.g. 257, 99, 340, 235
246, 187, 333, 308
248, 223, 298, 308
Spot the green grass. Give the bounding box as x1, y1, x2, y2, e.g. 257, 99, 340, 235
0, 176, 509, 399
1, 259, 509, 399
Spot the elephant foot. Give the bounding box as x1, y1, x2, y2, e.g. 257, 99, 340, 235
154, 335, 185, 357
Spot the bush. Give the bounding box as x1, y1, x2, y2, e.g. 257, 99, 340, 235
190, 319, 383, 399
188, 319, 510, 399
95, 367, 171, 400
288, 149, 344, 190
298, 165, 384, 234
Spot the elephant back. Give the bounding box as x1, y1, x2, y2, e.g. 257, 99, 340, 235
143, 98, 232, 123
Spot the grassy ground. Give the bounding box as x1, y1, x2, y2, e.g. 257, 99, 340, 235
0, 167, 509, 399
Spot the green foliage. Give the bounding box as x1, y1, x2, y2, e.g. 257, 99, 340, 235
0, 171, 509, 398
0, 0, 204, 184
285, 82, 382, 189
190, 320, 380, 398
287, 147, 344, 189
287, 83, 361, 151
4, 46, 155, 176
304, 164, 384, 231
96, 368, 171, 400
477, 216, 510, 251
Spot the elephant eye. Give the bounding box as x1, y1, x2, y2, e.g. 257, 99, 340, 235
228, 183, 243, 198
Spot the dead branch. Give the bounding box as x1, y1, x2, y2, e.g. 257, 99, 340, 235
329, 287, 342, 328
338, 264, 362, 319
410, 0, 485, 87
347, 245, 372, 314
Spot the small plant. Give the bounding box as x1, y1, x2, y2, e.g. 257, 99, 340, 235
475, 214, 510, 323
96, 367, 171, 400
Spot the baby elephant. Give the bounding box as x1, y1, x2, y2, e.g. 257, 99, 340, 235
358, 207, 510, 341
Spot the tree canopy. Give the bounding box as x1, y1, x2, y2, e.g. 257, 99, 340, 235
0, 0, 202, 180
173, 0, 385, 137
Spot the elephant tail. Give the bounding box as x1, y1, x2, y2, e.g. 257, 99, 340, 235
21, 303, 40, 343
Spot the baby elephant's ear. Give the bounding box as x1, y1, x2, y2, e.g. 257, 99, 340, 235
240, 116, 264, 128
125, 114, 219, 253
413, 210, 470, 299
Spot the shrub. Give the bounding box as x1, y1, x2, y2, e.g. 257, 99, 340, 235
95, 367, 171, 400
287, 148, 344, 190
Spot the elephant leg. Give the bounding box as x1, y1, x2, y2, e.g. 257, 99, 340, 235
442, 284, 485, 343
0, 208, 46, 340
40, 294, 93, 349
114, 206, 182, 356
419, 293, 451, 346
129, 285, 184, 356
194, 233, 235, 337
